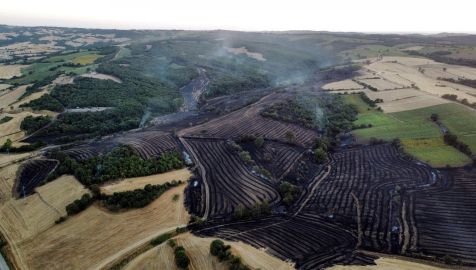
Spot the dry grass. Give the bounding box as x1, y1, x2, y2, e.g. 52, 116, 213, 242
323, 80, 364, 90
401, 46, 424, 51
226, 47, 266, 61
14, 183, 190, 270
0, 111, 41, 140
65, 41, 83, 47
81, 73, 122, 83
446, 67, 476, 80
0, 85, 29, 109
125, 233, 295, 270
326, 258, 451, 270
0, 65, 28, 79
101, 168, 192, 195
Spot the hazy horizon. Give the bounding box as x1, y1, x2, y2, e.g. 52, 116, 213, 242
1, 0, 475, 33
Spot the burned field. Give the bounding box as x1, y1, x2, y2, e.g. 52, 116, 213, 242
193, 144, 476, 269
15, 159, 58, 197
54, 82, 476, 269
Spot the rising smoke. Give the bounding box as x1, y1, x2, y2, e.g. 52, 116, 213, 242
139, 107, 151, 128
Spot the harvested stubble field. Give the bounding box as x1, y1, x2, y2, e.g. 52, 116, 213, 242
322, 79, 364, 90
0, 152, 31, 166
0, 84, 10, 90
0, 85, 29, 110
0, 64, 29, 79
124, 232, 295, 270
14, 182, 189, 270
0, 166, 88, 259
326, 257, 452, 270
0, 111, 47, 142
101, 168, 192, 195
180, 93, 318, 147
364, 88, 450, 113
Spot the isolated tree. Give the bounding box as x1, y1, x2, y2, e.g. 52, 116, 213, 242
443, 67, 447, 72
430, 113, 439, 121
285, 131, 296, 144
174, 250, 190, 269
2, 139, 12, 151
210, 240, 226, 256
314, 148, 328, 164
255, 137, 264, 147
261, 198, 270, 214
263, 153, 273, 163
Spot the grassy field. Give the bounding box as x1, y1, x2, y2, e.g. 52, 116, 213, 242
338, 45, 412, 60
352, 120, 441, 142
390, 103, 467, 122
354, 113, 399, 127
42, 50, 100, 63
116, 47, 131, 59
342, 93, 377, 114
439, 111, 476, 135
72, 54, 104, 64
404, 145, 470, 167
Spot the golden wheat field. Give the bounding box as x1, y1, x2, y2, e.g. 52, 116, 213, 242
101, 168, 192, 195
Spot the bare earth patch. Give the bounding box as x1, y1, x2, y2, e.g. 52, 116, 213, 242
81, 73, 122, 83
101, 168, 192, 195
226, 47, 266, 61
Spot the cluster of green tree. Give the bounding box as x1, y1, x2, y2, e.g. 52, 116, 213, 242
252, 165, 275, 181
0, 116, 12, 124
174, 246, 191, 269
229, 140, 255, 165
234, 198, 270, 219
441, 77, 476, 89
260, 100, 318, 129
210, 239, 251, 270
49, 144, 183, 185
150, 233, 173, 246
356, 81, 378, 91
238, 134, 257, 142
359, 91, 383, 107
93, 46, 120, 63
20, 115, 52, 135
441, 94, 476, 109
280, 181, 301, 206
19, 94, 64, 112
392, 138, 413, 161
0, 138, 46, 153
444, 131, 472, 156
65, 193, 94, 215
105, 181, 180, 210
39, 102, 142, 137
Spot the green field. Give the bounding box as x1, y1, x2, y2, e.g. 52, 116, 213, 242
354, 113, 399, 127
353, 119, 441, 142
390, 103, 467, 122
342, 94, 377, 114
22, 62, 66, 74
7, 70, 57, 84
116, 48, 131, 59
338, 45, 412, 60
405, 146, 470, 167
439, 111, 476, 135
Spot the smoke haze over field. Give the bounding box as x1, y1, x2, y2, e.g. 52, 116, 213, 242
1, 0, 475, 33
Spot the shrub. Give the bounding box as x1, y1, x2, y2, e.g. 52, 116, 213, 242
314, 148, 328, 164
255, 137, 264, 147
168, 239, 176, 247
175, 249, 190, 269
210, 239, 231, 261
